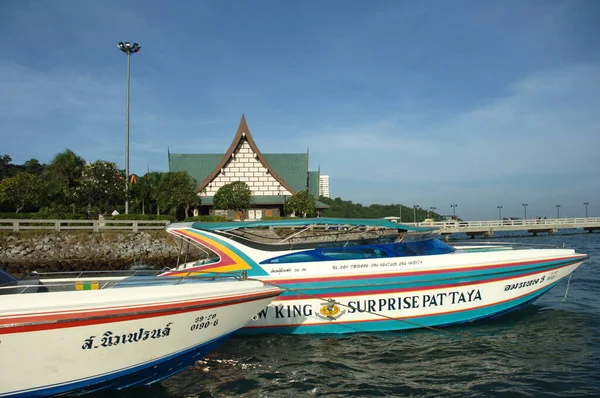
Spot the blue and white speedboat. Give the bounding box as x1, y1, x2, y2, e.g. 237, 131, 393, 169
0, 269, 280, 397
162, 218, 588, 334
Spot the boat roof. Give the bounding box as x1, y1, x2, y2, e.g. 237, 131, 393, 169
184, 217, 432, 232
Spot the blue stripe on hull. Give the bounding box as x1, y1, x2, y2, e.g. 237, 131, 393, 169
272, 259, 580, 302
4, 332, 235, 398
241, 282, 561, 335
275, 258, 578, 295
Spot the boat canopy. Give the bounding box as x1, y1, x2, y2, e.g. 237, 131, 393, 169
190, 217, 432, 232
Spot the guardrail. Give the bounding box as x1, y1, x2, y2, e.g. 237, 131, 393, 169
404, 217, 600, 234
2, 217, 599, 234
0, 219, 170, 233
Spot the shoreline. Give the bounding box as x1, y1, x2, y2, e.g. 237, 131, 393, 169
0, 230, 178, 276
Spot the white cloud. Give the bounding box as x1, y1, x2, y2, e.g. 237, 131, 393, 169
287, 64, 600, 219
0, 59, 240, 175
297, 64, 600, 180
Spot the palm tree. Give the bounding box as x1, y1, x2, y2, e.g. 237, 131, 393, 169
145, 172, 165, 215
46, 149, 86, 213
129, 173, 152, 215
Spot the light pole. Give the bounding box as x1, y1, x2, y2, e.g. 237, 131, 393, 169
556, 204, 561, 218
497, 205, 503, 221
451, 204, 457, 220
522, 203, 528, 220
584, 202, 589, 218
413, 205, 420, 223
429, 206, 436, 220
117, 41, 142, 214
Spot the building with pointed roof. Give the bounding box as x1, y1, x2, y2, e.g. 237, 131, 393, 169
168, 115, 326, 219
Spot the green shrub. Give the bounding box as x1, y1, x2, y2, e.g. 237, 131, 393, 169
184, 215, 233, 222
0, 212, 86, 220
109, 214, 175, 222
104, 214, 174, 227
260, 216, 297, 221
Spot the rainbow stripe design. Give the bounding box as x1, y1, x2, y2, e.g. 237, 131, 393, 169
166, 228, 266, 276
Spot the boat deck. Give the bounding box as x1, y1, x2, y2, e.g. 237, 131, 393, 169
0, 269, 243, 295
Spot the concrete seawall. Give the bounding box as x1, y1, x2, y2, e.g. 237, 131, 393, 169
0, 231, 180, 276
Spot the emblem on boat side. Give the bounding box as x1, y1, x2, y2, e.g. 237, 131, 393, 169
316, 299, 346, 321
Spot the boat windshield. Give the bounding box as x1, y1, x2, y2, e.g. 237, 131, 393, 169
0, 268, 18, 286
260, 237, 455, 264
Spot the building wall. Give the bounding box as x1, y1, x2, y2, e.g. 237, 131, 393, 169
319, 175, 330, 198
201, 140, 292, 197
212, 206, 281, 220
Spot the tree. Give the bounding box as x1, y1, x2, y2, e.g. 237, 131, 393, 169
213, 181, 253, 221
0, 154, 11, 169
75, 160, 125, 217
145, 172, 165, 215
45, 149, 86, 213
0, 154, 11, 178
129, 174, 151, 215
23, 158, 45, 175
318, 197, 440, 221
0, 172, 43, 212
156, 171, 200, 217
286, 190, 316, 218
0, 154, 17, 181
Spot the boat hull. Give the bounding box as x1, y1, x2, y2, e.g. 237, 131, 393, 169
0, 280, 279, 397
164, 226, 587, 335
240, 261, 583, 334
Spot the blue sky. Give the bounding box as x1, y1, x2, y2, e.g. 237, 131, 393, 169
1, 0, 599, 220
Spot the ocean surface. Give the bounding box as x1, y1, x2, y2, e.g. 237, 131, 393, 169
96, 230, 599, 398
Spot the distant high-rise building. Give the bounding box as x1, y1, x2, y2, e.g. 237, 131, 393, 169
319, 175, 330, 198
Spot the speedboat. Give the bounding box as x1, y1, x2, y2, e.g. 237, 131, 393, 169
0, 269, 280, 397
161, 218, 588, 334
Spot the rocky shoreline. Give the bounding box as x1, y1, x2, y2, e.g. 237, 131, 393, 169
1, 228, 398, 277
0, 231, 180, 276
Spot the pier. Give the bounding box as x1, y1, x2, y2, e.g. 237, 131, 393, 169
407, 217, 600, 239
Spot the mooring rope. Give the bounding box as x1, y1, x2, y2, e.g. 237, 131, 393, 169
561, 273, 572, 302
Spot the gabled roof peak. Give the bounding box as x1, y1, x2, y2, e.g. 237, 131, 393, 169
237, 113, 249, 136
197, 115, 296, 194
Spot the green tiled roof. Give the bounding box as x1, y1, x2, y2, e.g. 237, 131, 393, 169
315, 200, 329, 209
263, 153, 308, 193
169, 152, 312, 194
308, 171, 320, 198
169, 154, 223, 186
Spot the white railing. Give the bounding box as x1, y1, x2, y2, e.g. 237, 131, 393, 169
404, 217, 600, 233
0, 219, 170, 233
2, 217, 599, 234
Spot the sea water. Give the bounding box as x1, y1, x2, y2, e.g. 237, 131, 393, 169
95, 230, 600, 397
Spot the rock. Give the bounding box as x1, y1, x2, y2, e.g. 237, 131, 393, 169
1, 231, 175, 275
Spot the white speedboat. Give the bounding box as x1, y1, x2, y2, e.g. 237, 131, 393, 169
0, 269, 280, 397
161, 217, 587, 334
